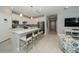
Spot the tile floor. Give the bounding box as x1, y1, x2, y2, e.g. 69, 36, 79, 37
0, 32, 62, 53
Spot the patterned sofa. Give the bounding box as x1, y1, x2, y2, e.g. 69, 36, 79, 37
58, 34, 79, 53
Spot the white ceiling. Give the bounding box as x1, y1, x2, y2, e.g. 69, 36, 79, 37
12, 6, 69, 17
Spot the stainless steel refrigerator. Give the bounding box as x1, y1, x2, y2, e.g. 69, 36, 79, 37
38, 21, 45, 34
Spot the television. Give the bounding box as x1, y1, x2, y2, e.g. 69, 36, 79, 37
65, 17, 79, 27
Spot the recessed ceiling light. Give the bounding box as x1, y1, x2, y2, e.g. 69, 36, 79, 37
20, 13, 23, 17
30, 6, 33, 7
10, 7, 14, 10
64, 6, 69, 10
39, 8, 41, 11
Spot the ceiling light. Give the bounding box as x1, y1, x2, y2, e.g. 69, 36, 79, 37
30, 6, 41, 13
30, 6, 33, 7
64, 6, 69, 10
10, 7, 14, 10
20, 13, 23, 17
39, 8, 41, 11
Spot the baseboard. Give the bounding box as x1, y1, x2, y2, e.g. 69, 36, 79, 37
0, 38, 11, 44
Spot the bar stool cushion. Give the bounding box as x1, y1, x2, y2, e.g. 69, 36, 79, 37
38, 31, 43, 35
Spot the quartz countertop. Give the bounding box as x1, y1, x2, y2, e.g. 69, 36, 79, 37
11, 28, 40, 34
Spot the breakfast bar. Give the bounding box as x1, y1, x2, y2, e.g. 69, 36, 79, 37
11, 28, 40, 52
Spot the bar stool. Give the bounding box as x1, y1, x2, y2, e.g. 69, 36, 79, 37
38, 29, 43, 39
32, 30, 39, 46
20, 32, 33, 52
33, 30, 38, 40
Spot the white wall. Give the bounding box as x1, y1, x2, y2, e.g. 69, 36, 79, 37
57, 7, 79, 34
0, 7, 12, 42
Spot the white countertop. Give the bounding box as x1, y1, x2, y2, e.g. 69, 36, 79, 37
11, 28, 40, 34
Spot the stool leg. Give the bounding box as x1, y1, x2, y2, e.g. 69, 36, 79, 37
26, 39, 33, 52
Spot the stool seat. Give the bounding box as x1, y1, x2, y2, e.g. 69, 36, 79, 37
38, 31, 43, 35
33, 34, 38, 37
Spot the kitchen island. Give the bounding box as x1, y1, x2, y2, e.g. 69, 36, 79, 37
11, 28, 40, 52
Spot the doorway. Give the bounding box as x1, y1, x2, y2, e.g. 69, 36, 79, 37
47, 15, 57, 33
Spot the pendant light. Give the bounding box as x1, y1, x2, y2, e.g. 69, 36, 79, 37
64, 6, 69, 10
20, 13, 23, 17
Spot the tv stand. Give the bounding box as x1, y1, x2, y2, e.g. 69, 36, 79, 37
65, 29, 79, 38
72, 29, 79, 31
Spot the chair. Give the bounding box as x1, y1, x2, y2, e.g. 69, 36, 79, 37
38, 29, 43, 39
20, 32, 33, 52
33, 30, 38, 40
